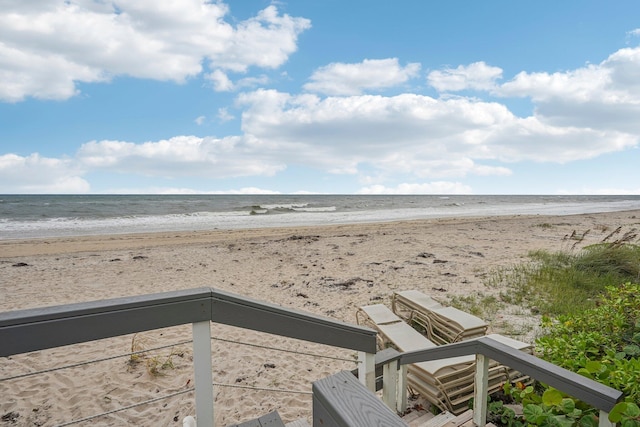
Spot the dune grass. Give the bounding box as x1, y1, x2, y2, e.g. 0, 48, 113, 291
487, 241, 640, 317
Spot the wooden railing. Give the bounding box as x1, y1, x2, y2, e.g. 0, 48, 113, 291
357, 337, 623, 427
0, 287, 378, 426
0, 289, 625, 427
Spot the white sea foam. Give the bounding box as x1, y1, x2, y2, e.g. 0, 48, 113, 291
1, 195, 639, 240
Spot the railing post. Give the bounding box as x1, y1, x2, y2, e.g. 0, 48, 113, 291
193, 321, 214, 426
473, 354, 489, 427
397, 363, 408, 414
599, 411, 615, 427
358, 351, 376, 391
382, 360, 398, 411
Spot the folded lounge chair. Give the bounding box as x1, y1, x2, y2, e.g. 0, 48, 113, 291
356, 304, 437, 351
357, 303, 532, 414
392, 290, 488, 344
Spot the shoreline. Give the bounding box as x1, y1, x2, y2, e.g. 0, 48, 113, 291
2, 209, 640, 259
3, 194, 640, 242
1, 209, 639, 425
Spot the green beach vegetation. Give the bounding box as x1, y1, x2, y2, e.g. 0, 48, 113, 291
477, 229, 640, 426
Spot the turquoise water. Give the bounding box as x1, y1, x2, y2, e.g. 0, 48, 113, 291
1, 194, 639, 240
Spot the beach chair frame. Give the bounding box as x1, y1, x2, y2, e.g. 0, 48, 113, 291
357, 299, 534, 414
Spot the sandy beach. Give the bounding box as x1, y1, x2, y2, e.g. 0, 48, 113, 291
2, 210, 639, 426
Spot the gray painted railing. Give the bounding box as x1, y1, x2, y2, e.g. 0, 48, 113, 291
374, 336, 624, 427
0, 287, 378, 426
0, 290, 625, 427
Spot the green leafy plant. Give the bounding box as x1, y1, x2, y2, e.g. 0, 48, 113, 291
490, 384, 599, 427
487, 400, 523, 427
536, 283, 640, 403
609, 402, 640, 427
483, 238, 640, 426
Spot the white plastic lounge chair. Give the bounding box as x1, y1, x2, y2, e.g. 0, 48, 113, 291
358, 302, 531, 414
392, 290, 488, 344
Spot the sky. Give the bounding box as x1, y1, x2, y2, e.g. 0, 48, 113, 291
1, 1, 640, 195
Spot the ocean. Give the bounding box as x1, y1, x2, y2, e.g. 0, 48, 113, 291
1, 194, 640, 240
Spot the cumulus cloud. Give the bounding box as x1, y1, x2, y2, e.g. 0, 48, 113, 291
428, 62, 503, 92
208, 6, 310, 72
0, 153, 89, 193
208, 70, 235, 92
498, 65, 609, 102
206, 70, 270, 92
237, 88, 634, 181
556, 186, 640, 195
0, 1, 310, 102
3, 23, 640, 194
76, 135, 286, 178
217, 108, 235, 122
358, 182, 472, 195
111, 186, 282, 195
496, 46, 640, 133
304, 58, 421, 95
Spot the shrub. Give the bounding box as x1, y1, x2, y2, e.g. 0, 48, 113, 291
536, 283, 640, 404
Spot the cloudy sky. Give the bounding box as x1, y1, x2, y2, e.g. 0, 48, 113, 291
1, 1, 639, 195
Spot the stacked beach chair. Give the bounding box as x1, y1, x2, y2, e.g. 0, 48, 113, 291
391, 290, 488, 344
356, 290, 534, 414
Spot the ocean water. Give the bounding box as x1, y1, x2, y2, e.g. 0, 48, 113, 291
1, 194, 640, 240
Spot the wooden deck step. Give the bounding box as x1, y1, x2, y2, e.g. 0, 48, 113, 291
405, 408, 497, 427
409, 411, 456, 427
228, 410, 286, 427
403, 410, 433, 425
442, 409, 473, 427
285, 419, 311, 427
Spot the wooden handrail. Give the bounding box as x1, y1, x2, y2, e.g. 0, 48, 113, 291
0, 287, 377, 357
398, 336, 623, 413
0, 288, 379, 426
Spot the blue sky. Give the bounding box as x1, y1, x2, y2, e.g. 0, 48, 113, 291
1, 1, 639, 195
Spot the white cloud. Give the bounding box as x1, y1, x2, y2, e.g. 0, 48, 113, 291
217, 108, 235, 122
427, 62, 503, 92
203, 187, 281, 195
556, 187, 640, 195
0, 2, 310, 102
206, 70, 270, 92
3, 33, 640, 194
76, 135, 286, 178
304, 58, 421, 95
0, 153, 89, 193
358, 182, 473, 195
498, 65, 610, 102
194, 115, 206, 125
238, 89, 633, 180
208, 70, 235, 92
491, 47, 640, 136
207, 5, 310, 72
484, 117, 636, 163
104, 186, 282, 195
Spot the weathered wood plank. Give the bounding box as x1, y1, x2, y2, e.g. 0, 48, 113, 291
0, 288, 212, 356
228, 410, 286, 427
472, 355, 489, 427
0, 287, 377, 357
399, 337, 623, 413
312, 370, 407, 427
211, 289, 377, 353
